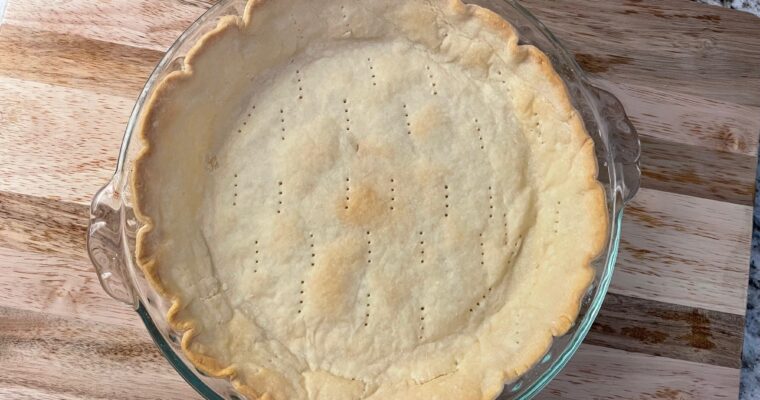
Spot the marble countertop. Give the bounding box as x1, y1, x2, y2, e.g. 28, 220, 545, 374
699, 0, 760, 16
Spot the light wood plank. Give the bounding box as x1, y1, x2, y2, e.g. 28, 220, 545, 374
0, 245, 139, 329
598, 80, 760, 156
612, 187, 752, 315
0, 76, 129, 204
541, 345, 741, 399
0, 24, 163, 98
3, 0, 211, 52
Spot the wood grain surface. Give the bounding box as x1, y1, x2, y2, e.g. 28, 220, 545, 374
0, 0, 758, 399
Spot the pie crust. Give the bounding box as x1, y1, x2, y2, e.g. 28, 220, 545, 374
131, 0, 608, 399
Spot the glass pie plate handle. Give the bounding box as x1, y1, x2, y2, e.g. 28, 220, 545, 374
87, 178, 136, 306
588, 84, 641, 204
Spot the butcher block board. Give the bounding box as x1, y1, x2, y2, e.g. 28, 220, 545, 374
1, 0, 758, 399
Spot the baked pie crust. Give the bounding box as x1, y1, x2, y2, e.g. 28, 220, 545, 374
131, 0, 607, 398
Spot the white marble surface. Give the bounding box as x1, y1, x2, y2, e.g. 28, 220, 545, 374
698, 0, 760, 16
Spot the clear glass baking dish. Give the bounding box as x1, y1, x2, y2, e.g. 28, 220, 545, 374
87, 0, 641, 398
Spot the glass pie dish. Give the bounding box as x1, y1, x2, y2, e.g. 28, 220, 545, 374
86, 0, 641, 398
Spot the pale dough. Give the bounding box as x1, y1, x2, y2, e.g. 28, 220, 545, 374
131, 0, 608, 399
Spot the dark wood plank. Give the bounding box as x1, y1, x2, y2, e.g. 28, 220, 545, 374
597, 80, 760, 157
589, 293, 744, 369
523, 0, 760, 108
0, 191, 88, 259
639, 136, 757, 206
0, 306, 200, 400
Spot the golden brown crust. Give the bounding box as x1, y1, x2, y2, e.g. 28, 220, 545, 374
130, 0, 608, 399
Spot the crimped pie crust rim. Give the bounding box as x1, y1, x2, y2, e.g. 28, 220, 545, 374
130, 0, 608, 398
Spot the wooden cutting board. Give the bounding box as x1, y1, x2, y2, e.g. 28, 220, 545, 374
1, 0, 758, 399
